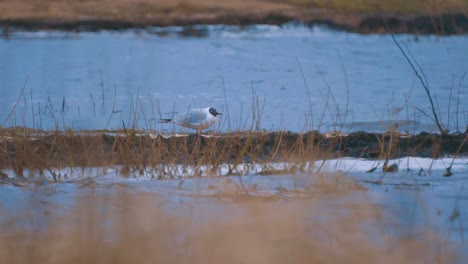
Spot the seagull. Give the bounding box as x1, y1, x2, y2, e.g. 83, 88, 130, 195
159, 107, 222, 131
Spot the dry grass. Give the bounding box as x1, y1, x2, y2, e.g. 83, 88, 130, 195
0, 125, 466, 180
0, 174, 459, 264
0, 0, 465, 22
284, 0, 468, 14
0, 0, 293, 21
0, 128, 324, 179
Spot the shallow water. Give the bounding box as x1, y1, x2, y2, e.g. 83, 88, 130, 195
1, 157, 467, 252
0, 24, 467, 132
0, 173, 465, 263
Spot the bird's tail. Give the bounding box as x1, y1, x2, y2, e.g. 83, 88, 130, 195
158, 118, 172, 123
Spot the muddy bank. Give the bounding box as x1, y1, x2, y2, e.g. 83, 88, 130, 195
1, 12, 467, 35
0, 129, 466, 175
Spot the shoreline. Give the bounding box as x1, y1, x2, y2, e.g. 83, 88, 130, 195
1, 11, 467, 35
1, 129, 466, 174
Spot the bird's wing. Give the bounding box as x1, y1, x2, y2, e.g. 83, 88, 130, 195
175, 109, 207, 125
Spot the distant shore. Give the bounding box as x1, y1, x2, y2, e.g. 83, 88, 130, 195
0, 0, 467, 34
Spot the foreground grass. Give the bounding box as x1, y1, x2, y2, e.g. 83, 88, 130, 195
0, 173, 460, 264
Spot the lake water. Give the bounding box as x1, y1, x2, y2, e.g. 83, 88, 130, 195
0, 24, 467, 132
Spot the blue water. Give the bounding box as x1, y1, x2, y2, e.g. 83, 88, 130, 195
0, 24, 467, 132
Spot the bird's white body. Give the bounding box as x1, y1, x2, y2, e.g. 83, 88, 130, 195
159, 107, 221, 131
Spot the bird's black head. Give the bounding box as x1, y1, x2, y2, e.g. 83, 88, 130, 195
209, 107, 221, 117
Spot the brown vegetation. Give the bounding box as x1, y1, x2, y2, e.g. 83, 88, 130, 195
0, 127, 466, 180
0, 0, 467, 34
0, 174, 459, 264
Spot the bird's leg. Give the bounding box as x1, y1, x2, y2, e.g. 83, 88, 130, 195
197, 130, 208, 137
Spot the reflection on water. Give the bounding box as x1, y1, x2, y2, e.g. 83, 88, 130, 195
0, 24, 467, 132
